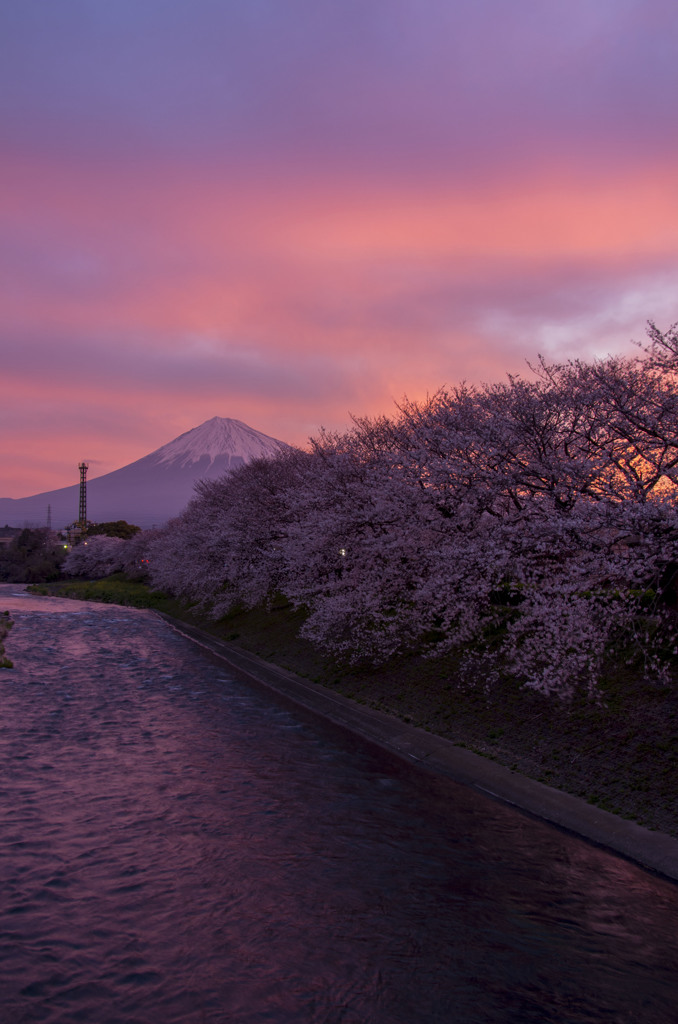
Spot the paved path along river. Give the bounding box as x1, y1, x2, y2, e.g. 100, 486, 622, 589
1, 585, 677, 1024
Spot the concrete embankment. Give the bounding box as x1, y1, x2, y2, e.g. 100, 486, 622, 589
159, 613, 678, 883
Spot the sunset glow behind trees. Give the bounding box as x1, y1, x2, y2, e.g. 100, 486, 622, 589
2, 2, 677, 496
67, 324, 678, 697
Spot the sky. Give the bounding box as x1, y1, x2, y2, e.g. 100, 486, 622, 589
2, 0, 677, 497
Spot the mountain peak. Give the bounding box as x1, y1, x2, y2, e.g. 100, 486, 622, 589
0, 417, 290, 529
154, 417, 288, 468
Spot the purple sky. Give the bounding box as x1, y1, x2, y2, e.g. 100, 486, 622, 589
1, 0, 677, 496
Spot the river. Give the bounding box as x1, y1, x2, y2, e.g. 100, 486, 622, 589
0, 585, 676, 1023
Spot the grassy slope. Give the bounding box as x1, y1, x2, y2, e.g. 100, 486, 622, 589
31, 576, 678, 836
0, 610, 13, 668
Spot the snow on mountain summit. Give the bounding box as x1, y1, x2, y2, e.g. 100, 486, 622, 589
0, 417, 290, 529
154, 417, 289, 467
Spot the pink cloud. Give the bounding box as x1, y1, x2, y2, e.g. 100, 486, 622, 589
2, 1, 677, 497
2, 156, 676, 497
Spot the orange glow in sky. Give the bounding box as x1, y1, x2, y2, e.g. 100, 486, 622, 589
2, 2, 677, 497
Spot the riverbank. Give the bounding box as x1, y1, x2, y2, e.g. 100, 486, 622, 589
0, 609, 13, 667
152, 612, 678, 881
29, 577, 678, 846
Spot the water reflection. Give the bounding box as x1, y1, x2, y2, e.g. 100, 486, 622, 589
0, 585, 676, 1023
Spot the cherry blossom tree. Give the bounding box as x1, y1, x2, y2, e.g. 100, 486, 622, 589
147, 448, 311, 615
117, 528, 159, 580
144, 322, 678, 697
63, 535, 126, 578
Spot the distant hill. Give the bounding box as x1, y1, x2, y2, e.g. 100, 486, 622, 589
0, 418, 289, 530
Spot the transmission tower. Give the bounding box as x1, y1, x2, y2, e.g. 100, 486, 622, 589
78, 462, 89, 531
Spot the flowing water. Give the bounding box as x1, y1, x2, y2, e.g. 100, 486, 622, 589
0, 584, 676, 1024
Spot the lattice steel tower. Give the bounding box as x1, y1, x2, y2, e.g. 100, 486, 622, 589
78, 462, 88, 531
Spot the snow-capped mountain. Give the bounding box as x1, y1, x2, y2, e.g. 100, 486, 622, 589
154, 417, 286, 467
0, 418, 289, 530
